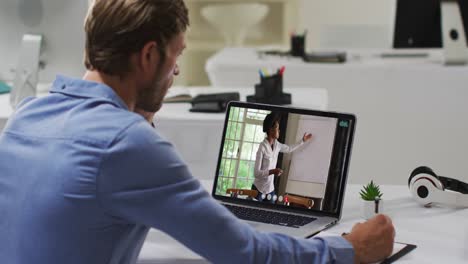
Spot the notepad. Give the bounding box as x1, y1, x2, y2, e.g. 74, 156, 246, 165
379, 242, 416, 264
163, 87, 193, 103
163, 93, 193, 103
315, 231, 416, 263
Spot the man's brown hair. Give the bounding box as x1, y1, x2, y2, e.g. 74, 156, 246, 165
84, 0, 189, 76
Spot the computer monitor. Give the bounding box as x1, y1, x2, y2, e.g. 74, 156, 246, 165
394, 0, 468, 48
0, 0, 89, 86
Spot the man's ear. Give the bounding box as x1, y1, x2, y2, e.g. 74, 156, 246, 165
139, 41, 159, 74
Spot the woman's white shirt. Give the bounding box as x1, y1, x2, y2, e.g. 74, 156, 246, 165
253, 138, 303, 194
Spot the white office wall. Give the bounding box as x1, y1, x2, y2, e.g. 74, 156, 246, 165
298, 0, 396, 49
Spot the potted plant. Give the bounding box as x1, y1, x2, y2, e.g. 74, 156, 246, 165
359, 180, 383, 219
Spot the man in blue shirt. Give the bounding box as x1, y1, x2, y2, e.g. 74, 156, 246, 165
0, 0, 394, 263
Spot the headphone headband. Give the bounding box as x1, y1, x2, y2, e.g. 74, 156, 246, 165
438, 176, 468, 194
408, 166, 437, 187
409, 166, 468, 207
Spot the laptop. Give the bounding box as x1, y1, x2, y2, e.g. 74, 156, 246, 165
211, 101, 356, 238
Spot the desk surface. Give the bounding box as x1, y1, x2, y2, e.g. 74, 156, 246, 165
157, 86, 328, 121
205, 48, 466, 87
138, 180, 468, 264
155, 86, 327, 180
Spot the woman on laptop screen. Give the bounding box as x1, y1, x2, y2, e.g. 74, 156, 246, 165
252, 112, 312, 203
216, 104, 348, 213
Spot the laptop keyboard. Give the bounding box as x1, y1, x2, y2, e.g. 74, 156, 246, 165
224, 204, 316, 228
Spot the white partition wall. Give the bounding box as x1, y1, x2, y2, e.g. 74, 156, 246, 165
206, 48, 468, 185
298, 0, 397, 50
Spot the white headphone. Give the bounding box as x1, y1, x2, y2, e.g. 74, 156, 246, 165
408, 166, 468, 207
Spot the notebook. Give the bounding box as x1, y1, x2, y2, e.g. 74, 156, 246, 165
211, 101, 356, 238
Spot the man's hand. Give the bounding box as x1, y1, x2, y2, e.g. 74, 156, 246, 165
134, 108, 155, 125
269, 168, 283, 176
343, 214, 395, 263
302, 133, 312, 142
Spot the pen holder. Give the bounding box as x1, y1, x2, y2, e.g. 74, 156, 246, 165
290, 35, 306, 57
247, 73, 291, 105
362, 199, 384, 220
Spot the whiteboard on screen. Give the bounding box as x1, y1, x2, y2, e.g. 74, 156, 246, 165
288, 116, 337, 183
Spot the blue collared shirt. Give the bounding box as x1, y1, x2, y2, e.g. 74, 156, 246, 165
0, 75, 354, 264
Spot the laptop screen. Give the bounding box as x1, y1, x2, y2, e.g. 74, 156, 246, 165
212, 102, 356, 218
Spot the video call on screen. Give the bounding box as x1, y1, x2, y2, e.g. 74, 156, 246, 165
214, 106, 353, 213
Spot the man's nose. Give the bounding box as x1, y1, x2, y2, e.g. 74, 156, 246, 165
174, 64, 180, 76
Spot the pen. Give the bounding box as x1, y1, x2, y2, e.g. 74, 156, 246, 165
279, 66, 286, 76
258, 69, 264, 78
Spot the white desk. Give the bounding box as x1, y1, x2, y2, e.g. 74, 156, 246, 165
139, 179, 468, 263
206, 48, 468, 185
154, 87, 327, 180
0, 91, 13, 130
205, 48, 452, 88
0, 86, 327, 180
0, 82, 52, 129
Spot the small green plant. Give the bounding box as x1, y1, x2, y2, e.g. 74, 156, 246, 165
359, 180, 383, 201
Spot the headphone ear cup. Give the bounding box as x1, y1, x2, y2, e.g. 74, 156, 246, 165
409, 166, 437, 187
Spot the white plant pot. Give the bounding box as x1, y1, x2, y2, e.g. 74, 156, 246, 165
361, 199, 384, 220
